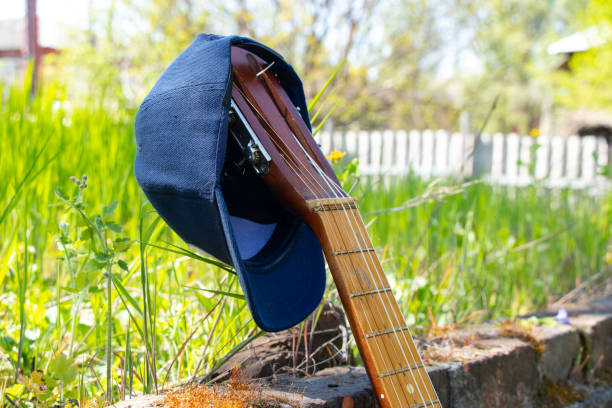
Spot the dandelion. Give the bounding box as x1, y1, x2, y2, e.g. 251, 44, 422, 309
529, 128, 540, 138
326, 150, 346, 163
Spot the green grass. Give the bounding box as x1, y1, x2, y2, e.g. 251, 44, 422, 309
356, 177, 611, 327
1, 77, 611, 406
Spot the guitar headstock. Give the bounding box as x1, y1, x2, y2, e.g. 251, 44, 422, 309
230, 45, 352, 223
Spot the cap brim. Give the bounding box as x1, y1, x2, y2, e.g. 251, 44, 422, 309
215, 187, 326, 332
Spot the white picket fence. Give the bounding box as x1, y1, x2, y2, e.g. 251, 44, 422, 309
315, 130, 611, 190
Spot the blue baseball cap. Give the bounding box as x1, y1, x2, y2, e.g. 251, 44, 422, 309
134, 34, 326, 332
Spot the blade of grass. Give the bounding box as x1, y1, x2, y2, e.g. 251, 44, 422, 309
185, 286, 245, 301
307, 59, 345, 113
140, 241, 235, 274
312, 101, 339, 137
162, 298, 222, 387
201, 328, 264, 384
0, 139, 53, 226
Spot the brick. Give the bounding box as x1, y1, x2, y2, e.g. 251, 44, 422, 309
571, 313, 612, 375
531, 324, 581, 382
448, 338, 539, 408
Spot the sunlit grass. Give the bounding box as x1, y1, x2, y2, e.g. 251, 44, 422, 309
0, 78, 256, 406
357, 176, 611, 327
1, 75, 611, 406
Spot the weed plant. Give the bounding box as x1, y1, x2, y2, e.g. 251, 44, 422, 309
1, 75, 610, 405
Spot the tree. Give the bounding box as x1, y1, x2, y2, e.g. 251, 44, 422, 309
458, 0, 588, 135
554, 0, 612, 111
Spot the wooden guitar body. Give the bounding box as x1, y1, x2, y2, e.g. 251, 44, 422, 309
230, 45, 441, 408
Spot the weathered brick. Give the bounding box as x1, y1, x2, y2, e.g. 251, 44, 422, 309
571, 313, 612, 375
448, 338, 539, 408
265, 365, 449, 408
532, 324, 581, 382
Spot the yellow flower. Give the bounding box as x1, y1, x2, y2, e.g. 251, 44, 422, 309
326, 150, 346, 163
604, 252, 612, 265
529, 128, 540, 138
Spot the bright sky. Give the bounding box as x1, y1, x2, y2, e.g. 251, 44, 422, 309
1, 0, 481, 78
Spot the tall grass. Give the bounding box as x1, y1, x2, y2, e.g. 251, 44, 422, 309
0, 78, 255, 405
356, 176, 611, 327
0, 74, 611, 405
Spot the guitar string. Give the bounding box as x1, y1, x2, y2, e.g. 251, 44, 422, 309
231, 87, 323, 204
236, 70, 432, 407
249, 122, 409, 406
319, 210, 414, 407
314, 168, 440, 406
283, 134, 427, 407
237, 60, 436, 402
306, 150, 439, 405
299, 148, 436, 407
233, 70, 431, 406
231, 85, 409, 405
254, 77, 437, 402
251, 64, 439, 400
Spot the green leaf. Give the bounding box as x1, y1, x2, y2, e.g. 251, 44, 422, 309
49, 353, 78, 384
43, 373, 57, 390
106, 221, 122, 233
185, 286, 245, 300
83, 257, 106, 273
75, 269, 102, 291
117, 259, 129, 271
103, 200, 118, 215
95, 250, 113, 262
54, 188, 69, 201
113, 237, 132, 252
538, 317, 558, 327
80, 226, 94, 242
94, 216, 105, 231
112, 276, 144, 318
60, 286, 80, 294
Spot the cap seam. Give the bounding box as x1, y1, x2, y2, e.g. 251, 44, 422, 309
139, 183, 214, 201
139, 82, 227, 113
212, 62, 233, 188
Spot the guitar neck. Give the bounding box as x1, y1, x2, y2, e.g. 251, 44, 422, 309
309, 198, 441, 408
230, 44, 441, 408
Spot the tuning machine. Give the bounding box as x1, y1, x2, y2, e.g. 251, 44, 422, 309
227, 99, 271, 175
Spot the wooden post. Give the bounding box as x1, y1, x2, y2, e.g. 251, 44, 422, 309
26, 0, 39, 96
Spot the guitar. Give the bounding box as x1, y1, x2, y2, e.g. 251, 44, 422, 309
230, 45, 441, 408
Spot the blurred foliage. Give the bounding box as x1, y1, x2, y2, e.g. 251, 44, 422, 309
554, 0, 612, 110
38, 0, 602, 135
2, 2, 612, 403
460, 0, 589, 134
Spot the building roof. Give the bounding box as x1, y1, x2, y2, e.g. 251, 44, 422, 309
548, 26, 609, 55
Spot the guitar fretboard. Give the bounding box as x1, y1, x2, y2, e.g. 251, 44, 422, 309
312, 200, 441, 408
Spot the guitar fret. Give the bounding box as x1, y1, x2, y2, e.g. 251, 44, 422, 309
364, 325, 410, 339
410, 401, 440, 408
307, 197, 358, 212
349, 287, 392, 298
378, 362, 424, 378
332, 247, 375, 256
231, 46, 440, 408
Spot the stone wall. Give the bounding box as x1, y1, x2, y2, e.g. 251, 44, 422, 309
114, 310, 612, 408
